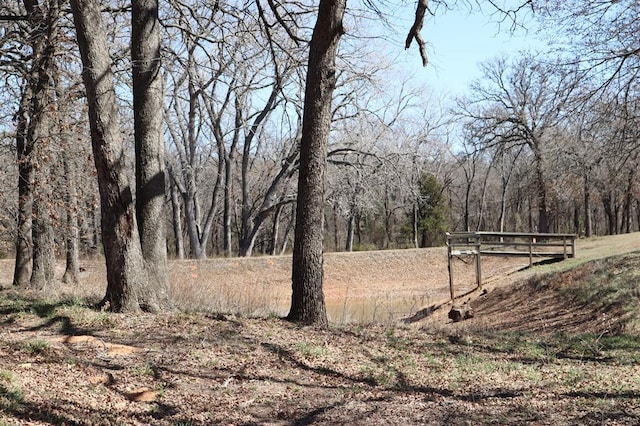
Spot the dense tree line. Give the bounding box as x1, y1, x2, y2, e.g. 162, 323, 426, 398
0, 0, 638, 325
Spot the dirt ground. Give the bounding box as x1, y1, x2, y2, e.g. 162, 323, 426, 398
0, 233, 639, 425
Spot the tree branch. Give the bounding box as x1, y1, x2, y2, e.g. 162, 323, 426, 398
405, 0, 429, 67
0, 15, 29, 21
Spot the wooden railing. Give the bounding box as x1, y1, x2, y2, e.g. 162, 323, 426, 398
445, 231, 577, 301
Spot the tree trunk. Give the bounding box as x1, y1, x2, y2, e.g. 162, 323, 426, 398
498, 184, 507, 233
55, 62, 82, 286
223, 152, 234, 257
62, 151, 81, 285
31, 171, 56, 291
270, 203, 283, 256
583, 174, 592, 237
332, 202, 339, 252
345, 208, 355, 252
288, 0, 345, 327
463, 179, 472, 232
29, 98, 56, 291
412, 202, 419, 249
132, 0, 169, 311
603, 194, 615, 236
169, 169, 185, 259
13, 86, 33, 287
535, 158, 549, 233
71, 0, 146, 312
280, 206, 295, 255
623, 170, 634, 234
27, 0, 59, 291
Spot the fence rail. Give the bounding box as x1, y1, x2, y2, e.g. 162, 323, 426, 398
446, 231, 577, 301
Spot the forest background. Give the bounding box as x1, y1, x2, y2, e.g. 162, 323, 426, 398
0, 0, 638, 318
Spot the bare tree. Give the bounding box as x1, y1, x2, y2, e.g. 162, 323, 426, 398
287, 0, 346, 327
535, 0, 640, 92
132, 0, 170, 310
458, 54, 576, 233
70, 0, 148, 312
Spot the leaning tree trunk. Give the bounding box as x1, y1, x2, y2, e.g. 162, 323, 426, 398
288, 0, 346, 328
132, 0, 170, 311
70, 0, 146, 312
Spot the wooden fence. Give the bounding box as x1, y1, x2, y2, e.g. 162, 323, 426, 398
446, 231, 577, 301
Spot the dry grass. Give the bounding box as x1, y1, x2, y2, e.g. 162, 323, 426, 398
0, 233, 640, 424
0, 247, 529, 324
1, 233, 640, 324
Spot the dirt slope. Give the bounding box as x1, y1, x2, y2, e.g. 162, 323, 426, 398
427, 232, 640, 334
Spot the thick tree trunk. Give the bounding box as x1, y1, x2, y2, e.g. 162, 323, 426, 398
288, 0, 345, 327
15, 0, 58, 289
132, 0, 169, 311
31, 169, 56, 291
13, 88, 33, 287
29, 95, 56, 291
27, 0, 58, 291
71, 0, 146, 312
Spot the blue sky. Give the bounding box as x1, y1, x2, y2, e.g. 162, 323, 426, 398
399, 6, 545, 96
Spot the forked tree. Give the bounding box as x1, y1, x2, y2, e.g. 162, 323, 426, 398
70, 0, 169, 312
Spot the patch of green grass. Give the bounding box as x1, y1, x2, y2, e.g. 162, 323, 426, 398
358, 364, 393, 387
0, 370, 14, 383
385, 329, 410, 351
134, 363, 157, 377
0, 373, 24, 413
555, 332, 640, 365
24, 339, 50, 355
478, 332, 551, 361
560, 255, 640, 315
295, 342, 329, 360
454, 353, 499, 374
